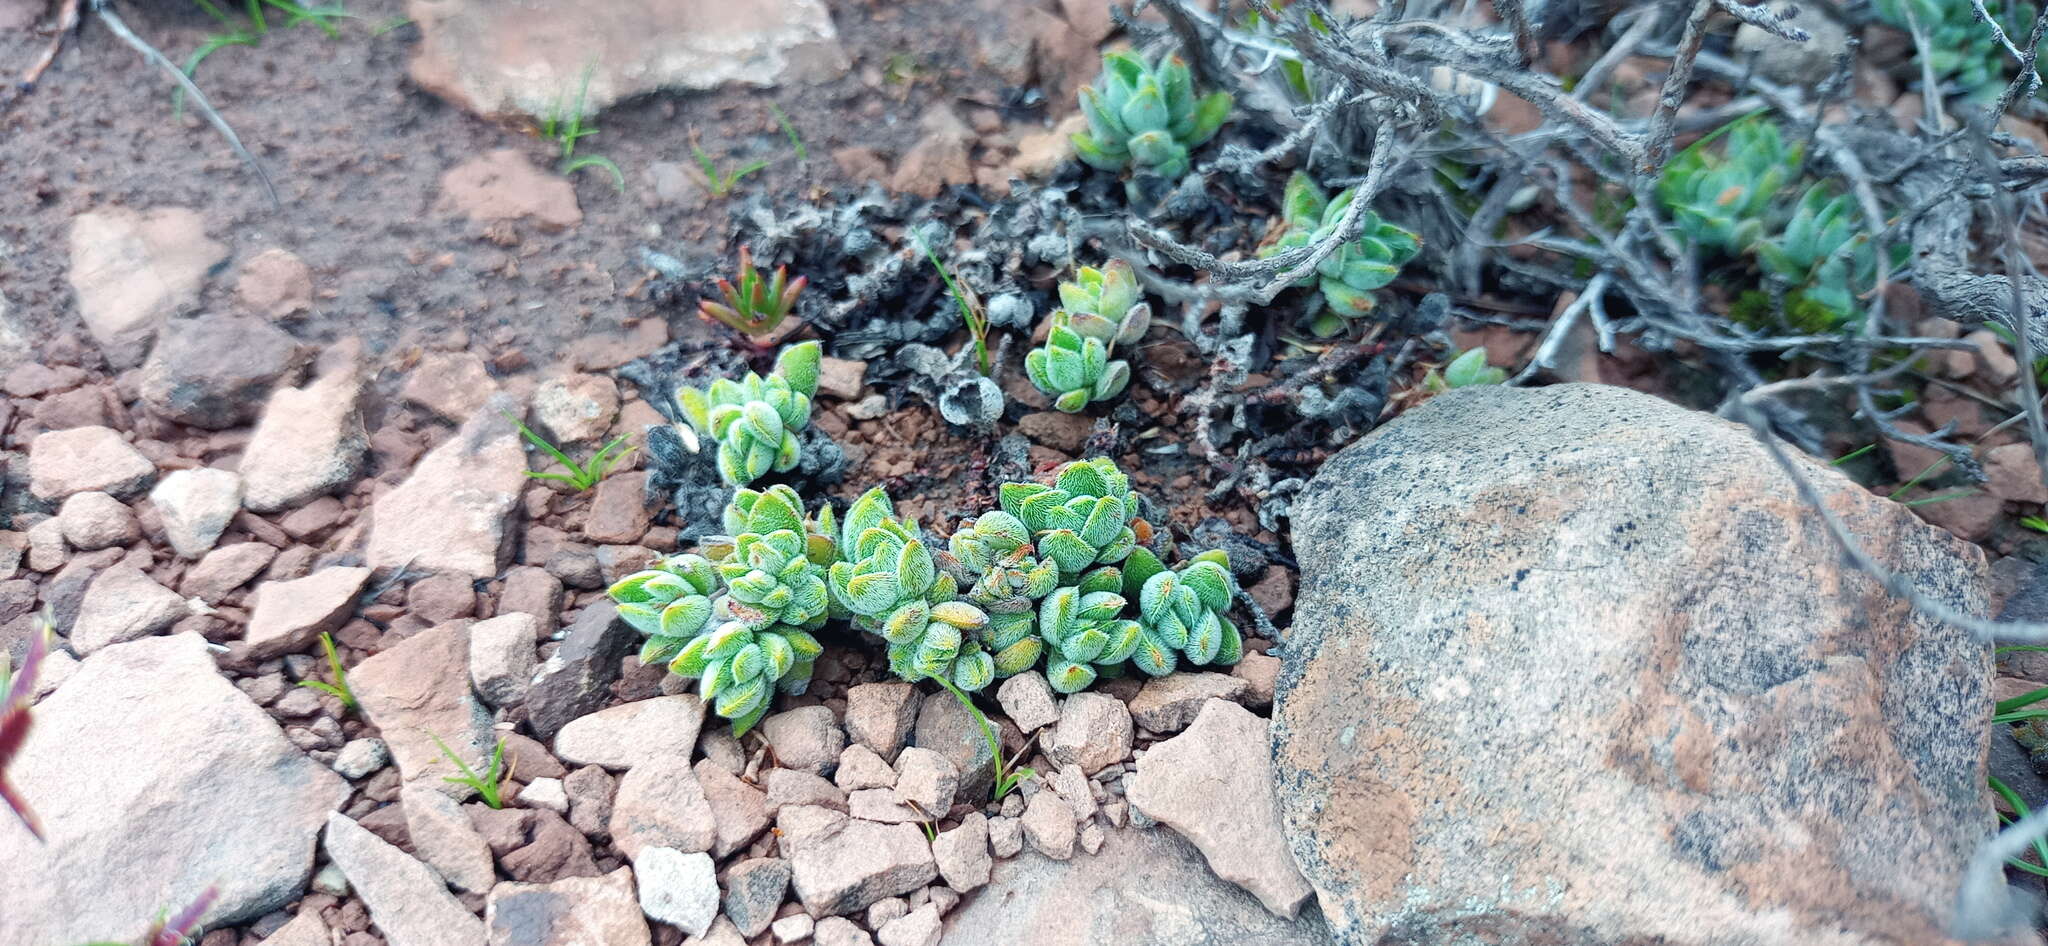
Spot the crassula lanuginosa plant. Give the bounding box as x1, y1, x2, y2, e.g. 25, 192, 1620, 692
676, 340, 821, 486
1260, 172, 1422, 337
1073, 50, 1232, 192
615, 457, 1250, 719
607, 484, 832, 734
1656, 116, 1799, 257
1872, 0, 2045, 101
1025, 262, 1151, 412
829, 488, 1002, 691
1657, 116, 1883, 330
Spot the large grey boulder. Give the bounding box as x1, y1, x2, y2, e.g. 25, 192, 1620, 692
942, 826, 1333, 946
0, 634, 348, 945
1275, 384, 2002, 945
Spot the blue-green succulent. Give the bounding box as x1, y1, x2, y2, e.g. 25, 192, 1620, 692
675, 341, 822, 486
829, 488, 1000, 691
1072, 50, 1232, 185
1261, 172, 1421, 337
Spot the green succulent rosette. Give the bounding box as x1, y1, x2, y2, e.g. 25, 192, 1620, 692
675, 341, 822, 486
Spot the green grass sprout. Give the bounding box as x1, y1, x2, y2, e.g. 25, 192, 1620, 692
910, 230, 991, 375
507, 412, 635, 491
769, 103, 808, 161
431, 733, 510, 808
935, 677, 1035, 802
176, 0, 349, 118
1990, 775, 2048, 877
691, 139, 770, 197
542, 65, 626, 192
297, 631, 357, 714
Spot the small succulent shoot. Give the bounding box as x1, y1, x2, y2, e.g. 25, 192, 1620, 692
676, 341, 822, 486
671, 618, 825, 737
997, 458, 1144, 581
699, 246, 809, 340
1129, 549, 1244, 677
610, 553, 720, 665
1, 613, 51, 841
297, 631, 358, 714
1026, 311, 1132, 412
1262, 172, 1422, 337
431, 733, 510, 809
1655, 115, 1800, 258
1038, 581, 1145, 694
1424, 347, 1507, 392
1057, 260, 1151, 347
1072, 49, 1233, 184
829, 488, 999, 691
1873, 0, 2044, 101
711, 486, 834, 633
1754, 184, 1877, 328
508, 411, 635, 491
946, 511, 1058, 677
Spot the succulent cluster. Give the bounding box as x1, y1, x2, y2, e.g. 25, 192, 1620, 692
1657, 116, 1880, 330
1261, 172, 1422, 337
676, 341, 822, 486
1656, 117, 1800, 257
699, 246, 808, 339
608, 485, 831, 734
942, 458, 1244, 693
617, 453, 1252, 723
1753, 185, 1878, 330
830, 488, 1000, 691
1025, 261, 1150, 412
1873, 0, 2043, 101
1073, 50, 1233, 191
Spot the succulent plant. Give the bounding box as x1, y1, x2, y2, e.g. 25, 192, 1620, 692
829, 488, 1000, 691
998, 458, 1145, 580
1754, 184, 1877, 328
671, 617, 825, 735
1424, 347, 1507, 391
710, 485, 835, 632
1037, 575, 1145, 693
1025, 310, 1132, 412
1873, 0, 2043, 100
676, 341, 822, 486
1072, 50, 1233, 184
1128, 550, 1244, 676
1655, 116, 1800, 258
608, 536, 827, 736
946, 510, 1061, 678
609, 553, 720, 664
1057, 260, 1151, 347
699, 245, 808, 339
1261, 172, 1422, 337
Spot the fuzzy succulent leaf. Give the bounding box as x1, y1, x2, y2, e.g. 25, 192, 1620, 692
1073, 50, 1232, 179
